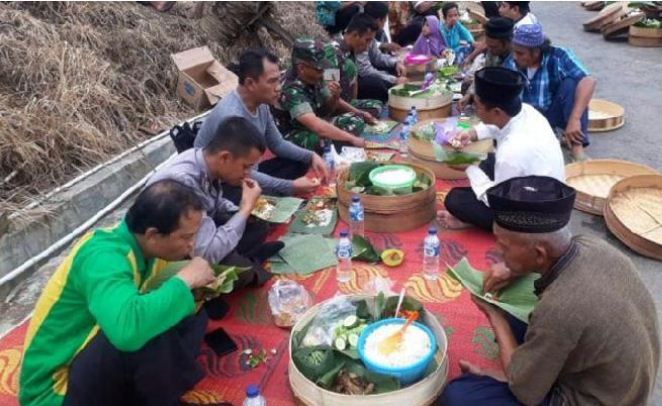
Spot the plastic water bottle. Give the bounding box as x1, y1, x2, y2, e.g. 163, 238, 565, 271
336, 230, 353, 283
399, 122, 410, 158
323, 145, 336, 188
348, 195, 365, 238
243, 384, 266, 406
410, 106, 418, 125
423, 227, 440, 280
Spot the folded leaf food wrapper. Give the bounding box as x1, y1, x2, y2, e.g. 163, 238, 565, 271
143, 260, 249, 299
448, 258, 539, 323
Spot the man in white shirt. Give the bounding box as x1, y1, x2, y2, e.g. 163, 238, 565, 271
438, 67, 565, 231
499, 1, 538, 29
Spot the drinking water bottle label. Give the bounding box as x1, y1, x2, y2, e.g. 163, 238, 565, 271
349, 207, 364, 222
424, 244, 439, 257
337, 244, 352, 259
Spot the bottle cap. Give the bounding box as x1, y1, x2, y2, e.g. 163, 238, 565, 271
428, 226, 437, 235
246, 384, 259, 398
351, 195, 360, 203
340, 230, 349, 237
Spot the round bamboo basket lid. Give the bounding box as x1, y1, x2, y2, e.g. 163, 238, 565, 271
584, 1, 606, 11
583, 2, 627, 32
630, 25, 662, 38
566, 159, 659, 215
289, 295, 449, 406
601, 12, 644, 39
628, 34, 662, 47
604, 175, 662, 260
588, 99, 625, 132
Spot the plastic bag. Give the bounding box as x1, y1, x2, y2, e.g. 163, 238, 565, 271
361, 276, 396, 297
301, 295, 357, 347
267, 280, 312, 328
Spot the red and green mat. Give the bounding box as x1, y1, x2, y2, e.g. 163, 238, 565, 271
0, 177, 506, 405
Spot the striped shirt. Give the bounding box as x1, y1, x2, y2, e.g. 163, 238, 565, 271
505, 46, 589, 112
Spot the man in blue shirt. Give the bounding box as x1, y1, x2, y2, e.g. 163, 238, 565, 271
505, 23, 596, 161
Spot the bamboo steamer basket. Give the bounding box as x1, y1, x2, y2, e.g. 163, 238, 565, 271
629, 25, 662, 38
604, 175, 662, 261
601, 12, 644, 39
336, 163, 437, 232
565, 159, 659, 215
406, 119, 493, 180
388, 85, 453, 122
588, 99, 625, 132
628, 32, 662, 47
289, 295, 449, 406
583, 2, 627, 32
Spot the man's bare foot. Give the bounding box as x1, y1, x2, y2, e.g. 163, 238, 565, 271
437, 210, 471, 230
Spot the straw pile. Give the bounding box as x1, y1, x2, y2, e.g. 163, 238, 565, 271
0, 1, 327, 216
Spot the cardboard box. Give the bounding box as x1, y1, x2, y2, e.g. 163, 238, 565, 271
171, 46, 237, 110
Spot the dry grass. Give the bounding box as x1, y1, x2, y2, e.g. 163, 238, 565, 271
0, 1, 327, 217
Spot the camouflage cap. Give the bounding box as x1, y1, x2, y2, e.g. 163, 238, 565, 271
291, 37, 333, 70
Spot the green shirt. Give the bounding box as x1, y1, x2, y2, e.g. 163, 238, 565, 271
19, 220, 195, 406
274, 69, 333, 134
326, 36, 358, 101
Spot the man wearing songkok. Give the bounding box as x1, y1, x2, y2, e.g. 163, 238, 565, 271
438, 67, 564, 231
440, 175, 660, 406
505, 23, 596, 161
459, 17, 515, 111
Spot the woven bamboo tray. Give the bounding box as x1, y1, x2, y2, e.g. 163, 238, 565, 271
628, 34, 662, 47
583, 1, 606, 11
588, 99, 625, 132
290, 295, 449, 406
604, 175, 662, 261
566, 159, 659, 215
406, 119, 493, 180
388, 85, 453, 122
630, 25, 662, 38
336, 163, 437, 232
601, 12, 644, 39
583, 2, 627, 32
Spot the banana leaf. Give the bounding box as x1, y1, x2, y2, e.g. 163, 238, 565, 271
143, 261, 249, 297
349, 161, 382, 187
344, 360, 401, 393
293, 346, 337, 382
352, 235, 381, 263
432, 143, 484, 165
316, 359, 346, 388
448, 258, 539, 323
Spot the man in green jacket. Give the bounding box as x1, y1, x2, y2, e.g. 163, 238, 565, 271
20, 180, 217, 406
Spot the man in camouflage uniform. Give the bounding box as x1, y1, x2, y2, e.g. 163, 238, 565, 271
272, 38, 372, 152
326, 13, 385, 117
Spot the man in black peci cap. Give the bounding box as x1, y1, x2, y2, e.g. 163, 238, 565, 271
440, 176, 660, 406
438, 67, 564, 231
459, 17, 515, 111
